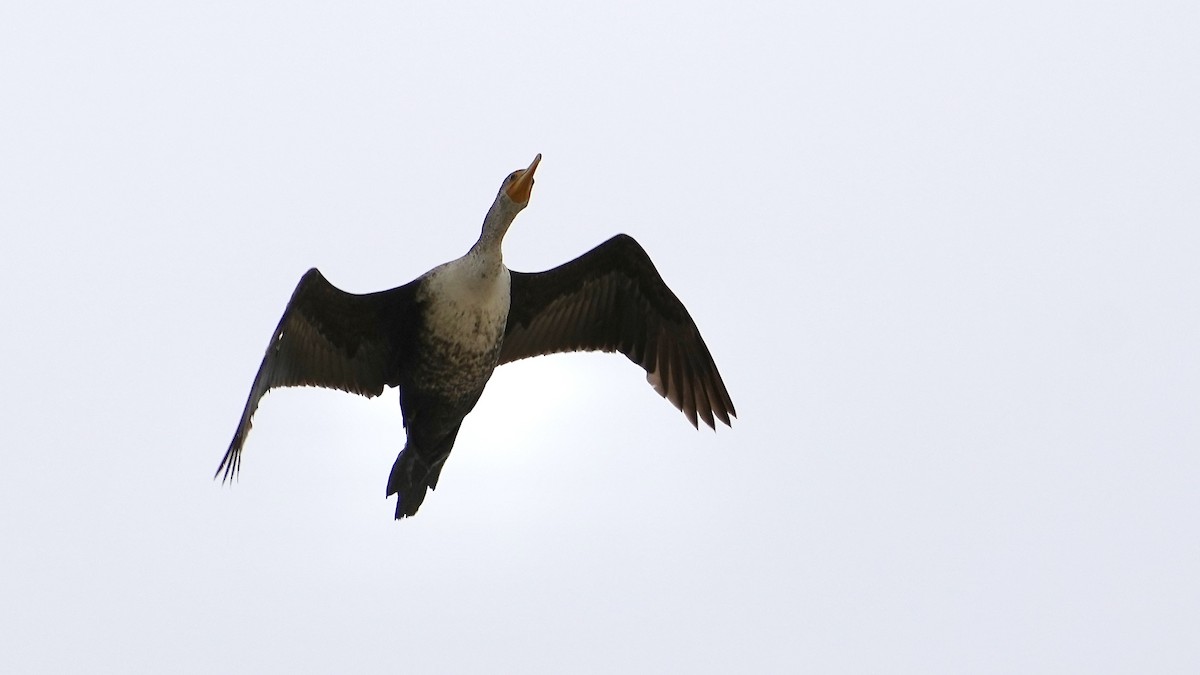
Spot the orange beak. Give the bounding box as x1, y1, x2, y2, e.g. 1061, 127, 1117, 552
505, 153, 541, 203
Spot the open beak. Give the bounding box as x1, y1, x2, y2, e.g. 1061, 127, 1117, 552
505, 153, 541, 203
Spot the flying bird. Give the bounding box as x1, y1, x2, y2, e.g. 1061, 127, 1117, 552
217, 154, 736, 519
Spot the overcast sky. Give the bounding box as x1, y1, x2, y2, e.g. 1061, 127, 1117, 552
2, 1, 1197, 673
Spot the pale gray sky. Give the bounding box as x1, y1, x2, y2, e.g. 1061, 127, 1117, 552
2, 1, 1197, 672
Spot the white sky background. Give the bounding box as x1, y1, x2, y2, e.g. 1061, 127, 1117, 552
2, 1, 1197, 672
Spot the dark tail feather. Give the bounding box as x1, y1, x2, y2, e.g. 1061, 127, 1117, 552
386, 444, 451, 519
386, 420, 464, 519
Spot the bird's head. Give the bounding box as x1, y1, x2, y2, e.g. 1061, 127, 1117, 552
475, 153, 542, 254
500, 153, 541, 207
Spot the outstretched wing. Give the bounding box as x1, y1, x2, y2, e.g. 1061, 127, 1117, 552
500, 234, 735, 429
216, 268, 418, 481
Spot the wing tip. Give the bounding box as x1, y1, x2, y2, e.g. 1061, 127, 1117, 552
214, 423, 250, 484
213, 450, 241, 484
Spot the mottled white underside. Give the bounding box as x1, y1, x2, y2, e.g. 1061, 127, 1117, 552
421, 255, 511, 343
415, 255, 512, 398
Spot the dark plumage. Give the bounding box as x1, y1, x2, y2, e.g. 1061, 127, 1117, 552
217, 155, 735, 519
503, 235, 734, 429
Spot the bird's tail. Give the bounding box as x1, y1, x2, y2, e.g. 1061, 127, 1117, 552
386, 442, 449, 519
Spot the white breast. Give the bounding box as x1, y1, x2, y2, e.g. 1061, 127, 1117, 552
420, 256, 511, 351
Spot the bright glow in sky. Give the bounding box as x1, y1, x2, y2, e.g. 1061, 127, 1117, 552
2, 1, 1198, 672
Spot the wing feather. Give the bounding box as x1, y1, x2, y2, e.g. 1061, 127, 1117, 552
501, 234, 735, 429
216, 268, 417, 481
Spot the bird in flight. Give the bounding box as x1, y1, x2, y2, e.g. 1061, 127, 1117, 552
217, 154, 735, 519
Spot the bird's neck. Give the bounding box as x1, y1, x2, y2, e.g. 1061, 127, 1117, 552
469, 195, 521, 267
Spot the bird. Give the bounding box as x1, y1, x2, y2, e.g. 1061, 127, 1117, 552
217, 154, 736, 519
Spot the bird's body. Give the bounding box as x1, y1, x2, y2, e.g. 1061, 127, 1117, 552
218, 155, 735, 519
416, 253, 511, 396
